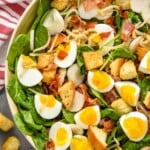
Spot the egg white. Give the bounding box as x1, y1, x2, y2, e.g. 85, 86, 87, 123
17, 55, 43, 87
87, 71, 114, 93
49, 122, 72, 150
34, 94, 62, 119
115, 81, 140, 106
94, 24, 114, 55
54, 41, 77, 68
120, 111, 148, 142
74, 105, 100, 129
139, 51, 150, 74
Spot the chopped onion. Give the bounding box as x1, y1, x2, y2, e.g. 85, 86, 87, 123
30, 29, 35, 50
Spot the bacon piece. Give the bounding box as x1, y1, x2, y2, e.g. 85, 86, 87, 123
103, 88, 118, 104
45, 139, 55, 150
85, 21, 97, 29
69, 15, 85, 30
83, 0, 97, 11
100, 119, 114, 133
121, 20, 135, 42
79, 84, 99, 106
100, 31, 111, 40
97, 0, 113, 8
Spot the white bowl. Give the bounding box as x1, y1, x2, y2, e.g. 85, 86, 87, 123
5, 0, 39, 148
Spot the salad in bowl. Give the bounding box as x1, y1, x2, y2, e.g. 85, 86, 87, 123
6, 0, 150, 150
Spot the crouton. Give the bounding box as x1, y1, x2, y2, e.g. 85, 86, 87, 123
115, 0, 130, 10
37, 54, 54, 69
51, 0, 69, 11
83, 51, 103, 70
87, 126, 107, 150
143, 91, 150, 109
2, 136, 20, 150
0, 113, 14, 132
136, 46, 149, 61
120, 60, 137, 80
110, 58, 125, 77
58, 81, 75, 110
42, 70, 56, 84
111, 98, 133, 115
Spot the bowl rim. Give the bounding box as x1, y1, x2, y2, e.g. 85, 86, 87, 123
5, 0, 40, 148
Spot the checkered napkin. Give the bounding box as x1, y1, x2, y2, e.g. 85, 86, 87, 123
0, 0, 31, 90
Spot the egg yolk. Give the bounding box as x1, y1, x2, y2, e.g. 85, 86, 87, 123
91, 34, 101, 44
123, 117, 147, 140
71, 137, 93, 150
39, 94, 56, 107
146, 54, 150, 71
56, 127, 68, 146
92, 71, 111, 90
79, 106, 97, 125
120, 85, 136, 106
56, 43, 70, 60
22, 55, 37, 68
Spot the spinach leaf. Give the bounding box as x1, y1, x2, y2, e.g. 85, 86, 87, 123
101, 108, 120, 121
31, 107, 54, 127
34, 24, 48, 49
20, 109, 43, 130
77, 46, 94, 75
100, 47, 136, 70
7, 34, 30, 72
62, 108, 75, 123
31, 0, 50, 29
137, 76, 150, 100
88, 87, 109, 107
115, 10, 122, 31
14, 112, 34, 135
7, 74, 32, 109
123, 135, 150, 150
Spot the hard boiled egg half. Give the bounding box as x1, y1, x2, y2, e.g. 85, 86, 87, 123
139, 51, 150, 74
120, 111, 148, 142
70, 135, 93, 150
34, 94, 62, 119
74, 105, 100, 129
54, 41, 77, 68
17, 55, 43, 87
88, 70, 114, 93
49, 122, 72, 150
115, 81, 140, 107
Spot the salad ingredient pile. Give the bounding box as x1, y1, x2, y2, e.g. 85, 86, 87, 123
7, 0, 150, 150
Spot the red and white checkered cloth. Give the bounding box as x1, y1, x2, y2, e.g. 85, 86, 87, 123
0, 0, 31, 90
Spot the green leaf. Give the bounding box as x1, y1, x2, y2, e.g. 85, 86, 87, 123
77, 46, 94, 52
88, 87, 109, 107
101, 108, 120, 121
115, 10, 122, 31
7, 34, 30, 72
7, 74, 32, 109
34, 24, 48, 48
137, 76, 150, 100
20, 109, 43, 130
14, 112, 34, 135
62, 108, 75, 123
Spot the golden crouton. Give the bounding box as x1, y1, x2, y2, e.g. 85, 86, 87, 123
115, 0, 130, 10
51, 0, 69, 11
42, 70, 56, 84
111, 98, 133, 115
37, 54, 54, 69
58, 81, 75, 110
2, 136, 20, 150
83, 51, 103, 70
87, 126, 107, 150
0, 113, 14, 132
110, 58, 125, 77
120, 60, 137, 80
143, 91, 150, 109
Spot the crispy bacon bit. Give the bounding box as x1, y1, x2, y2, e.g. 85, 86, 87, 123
85, 21, 97, 29
69, 15, 85, 30
45, 139, 55, 150
79, 84, 99, 106
83, 0, 97, 11
103, 88, 118, 104
100, 119, 114, 133
121, 20, 135, 42
97, 0, 113, 9
57, 50, 68, 60
120, 10, 129, 19
100, 32, 111, 40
